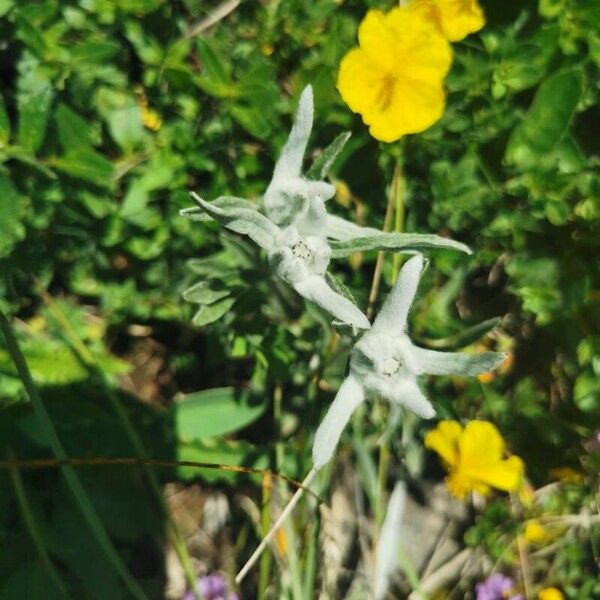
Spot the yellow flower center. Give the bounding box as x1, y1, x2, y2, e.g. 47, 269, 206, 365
377, 74, 396, 112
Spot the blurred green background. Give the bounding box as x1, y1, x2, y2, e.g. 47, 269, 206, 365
0, 0, 598, 598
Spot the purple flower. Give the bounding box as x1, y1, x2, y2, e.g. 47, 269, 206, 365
182, 574, 239, 600
475, 574, 515, 600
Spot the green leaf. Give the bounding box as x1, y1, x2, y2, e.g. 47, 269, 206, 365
107, 104, 145, 153
195, 38, 231, 86
182, 281, 231, 304
70, 40, 121, 64
17, 85, 53, 153
416, 318, 502, 351
329, 232, 471, 258
192, 297, 236, 326
0, 0, 14, 18
505, 69, 583, 166
0, 93, 10, 144
173, 386, 267, 441
53, 149, 114, 188
0, 174, 26, 259
55, 103, 93, 151
306, 132, 351, 180
190, 192, 279, 250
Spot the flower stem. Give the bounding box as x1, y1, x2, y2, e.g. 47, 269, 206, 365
235, 468, 318, 584
391, 159, 405, 282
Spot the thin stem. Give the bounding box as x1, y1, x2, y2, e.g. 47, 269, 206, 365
366, 165, 398, 319
235, 468, 318, 584
391, 160, 405, 281
258, 476, 273, 598
0, 310, 148, 600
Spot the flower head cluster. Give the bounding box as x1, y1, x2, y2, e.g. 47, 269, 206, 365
424, 419, 525, 499
182, 87, 469, 329
475, 573, 523, 600
337, 0, 486, 142
312, 256, 504, 469
183, 573, 238, 600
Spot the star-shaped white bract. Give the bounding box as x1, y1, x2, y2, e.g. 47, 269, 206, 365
312, 254, 505, 469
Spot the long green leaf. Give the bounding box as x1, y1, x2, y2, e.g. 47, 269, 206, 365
0, 310, 149, 600
306, 131, 351, 180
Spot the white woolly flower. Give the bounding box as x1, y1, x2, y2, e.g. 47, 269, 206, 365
182, 86, 471, 330
312, 254, 505, 469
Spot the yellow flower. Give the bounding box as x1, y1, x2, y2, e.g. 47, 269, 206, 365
422, 0, 486, 42
337, 5, 452, 142
538, 588, 564, 600
141, 106, 162, 131
424, 420, 525, 500
524, 520, 551, 545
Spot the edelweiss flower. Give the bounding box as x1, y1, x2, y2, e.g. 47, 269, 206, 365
183, 87, 470, 329
337, 5, 452, 142
312, 254, 504, 469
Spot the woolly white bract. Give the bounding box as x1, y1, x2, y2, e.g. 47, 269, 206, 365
312, 254, 505, 469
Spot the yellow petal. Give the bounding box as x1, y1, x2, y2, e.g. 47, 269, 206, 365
458, 421, 524, 492
538, 588, 564, 600
385, 6, 453, 81
424, 420, 463, 467
434, 0, 486, 42
357, 10, 398, 71
459, 420, 506, 463
367, 79, 446, 141
337, 48, 389, 116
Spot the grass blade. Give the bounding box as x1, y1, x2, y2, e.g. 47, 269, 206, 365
0, 310, 149, 600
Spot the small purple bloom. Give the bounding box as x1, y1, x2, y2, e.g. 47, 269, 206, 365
182, 573, 239, 600
475, 574, 514, 600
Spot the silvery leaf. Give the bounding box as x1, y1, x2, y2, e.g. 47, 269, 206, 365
190, 191, 279, 250
412, 347, 505, 376
374, 482, 406, 600
325, 214, 380, 241
294, 275, 371, 330
306, 131, 351, 180
329, 232, 472, 257
324, 271, 358, 306
180, 196, 257, 222
312, 374, 365, 469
